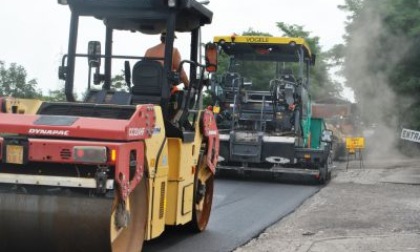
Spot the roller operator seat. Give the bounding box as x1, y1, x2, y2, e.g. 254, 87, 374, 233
131, 60, 170, 106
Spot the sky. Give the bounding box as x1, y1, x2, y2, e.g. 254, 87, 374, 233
0, 0, 348, 98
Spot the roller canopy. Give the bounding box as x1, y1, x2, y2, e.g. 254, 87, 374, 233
66, 0, 213, 33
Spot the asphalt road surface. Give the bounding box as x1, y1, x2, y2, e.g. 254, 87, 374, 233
143, 176, 320, 252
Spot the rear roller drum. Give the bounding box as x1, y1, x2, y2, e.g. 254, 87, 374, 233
111, 178, 148, 252
0, 178, 148, 252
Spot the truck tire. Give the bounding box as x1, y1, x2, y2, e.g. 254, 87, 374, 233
318, 161, 331, 185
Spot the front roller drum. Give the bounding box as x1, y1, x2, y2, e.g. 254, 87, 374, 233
187, 152, 215, 232
0, 179, 148, 252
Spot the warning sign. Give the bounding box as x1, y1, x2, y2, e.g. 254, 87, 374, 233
401, 128, 420, 143
345, 137, 365, 150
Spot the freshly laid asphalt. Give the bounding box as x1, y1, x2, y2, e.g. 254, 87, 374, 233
143, 177, 320, 252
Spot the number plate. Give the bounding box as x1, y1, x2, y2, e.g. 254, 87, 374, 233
6, 145, 24, 164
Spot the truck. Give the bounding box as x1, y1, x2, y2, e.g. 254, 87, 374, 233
0, 1, 219, 251
210, 35, 332, 183
312, 100, 360, 160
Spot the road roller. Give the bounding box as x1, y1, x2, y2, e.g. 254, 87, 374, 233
0, 1, 219, 251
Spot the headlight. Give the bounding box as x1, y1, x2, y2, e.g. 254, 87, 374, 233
168, 0, 177, 7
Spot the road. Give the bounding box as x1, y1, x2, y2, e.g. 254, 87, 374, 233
143, 177, 320, 252
235, 158, 420, 252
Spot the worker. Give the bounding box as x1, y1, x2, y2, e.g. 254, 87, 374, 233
145, 32, 190, 93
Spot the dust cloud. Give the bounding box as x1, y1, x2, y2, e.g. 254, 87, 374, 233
343, 2, 410, 160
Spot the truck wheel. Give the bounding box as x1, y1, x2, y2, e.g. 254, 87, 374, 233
187, 152, 214, 232
318, 161, 330, 185
111, 177, 148, 252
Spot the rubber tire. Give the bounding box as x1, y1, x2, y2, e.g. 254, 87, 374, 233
318, 161, 330, 185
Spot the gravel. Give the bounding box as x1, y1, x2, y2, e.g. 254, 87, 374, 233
235, 157, 420, 252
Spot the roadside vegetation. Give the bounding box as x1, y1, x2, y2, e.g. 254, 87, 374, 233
1, 0, 419, 151
333, 0, 420, 130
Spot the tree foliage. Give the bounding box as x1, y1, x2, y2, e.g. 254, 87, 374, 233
111, 71, 130, 92
0, 61, 42, 98
213, 28, 275, 91
338, 0, 420, 128
276, 22, 342, 101
235, 29, 275, 90
213, 25, 341, 100
43, 86, 67, 102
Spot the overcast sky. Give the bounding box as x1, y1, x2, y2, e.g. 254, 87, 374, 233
0, 0, 347, 96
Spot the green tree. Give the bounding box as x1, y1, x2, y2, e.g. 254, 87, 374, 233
214, 26, 342, 99
276, 22, 342, 101
239, 29, 276, 90
212, 29, 275, 91
111, 71, 130, 91
43, 86, 67, 102
338, 0, 420, 128
0, 61, 42, 98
